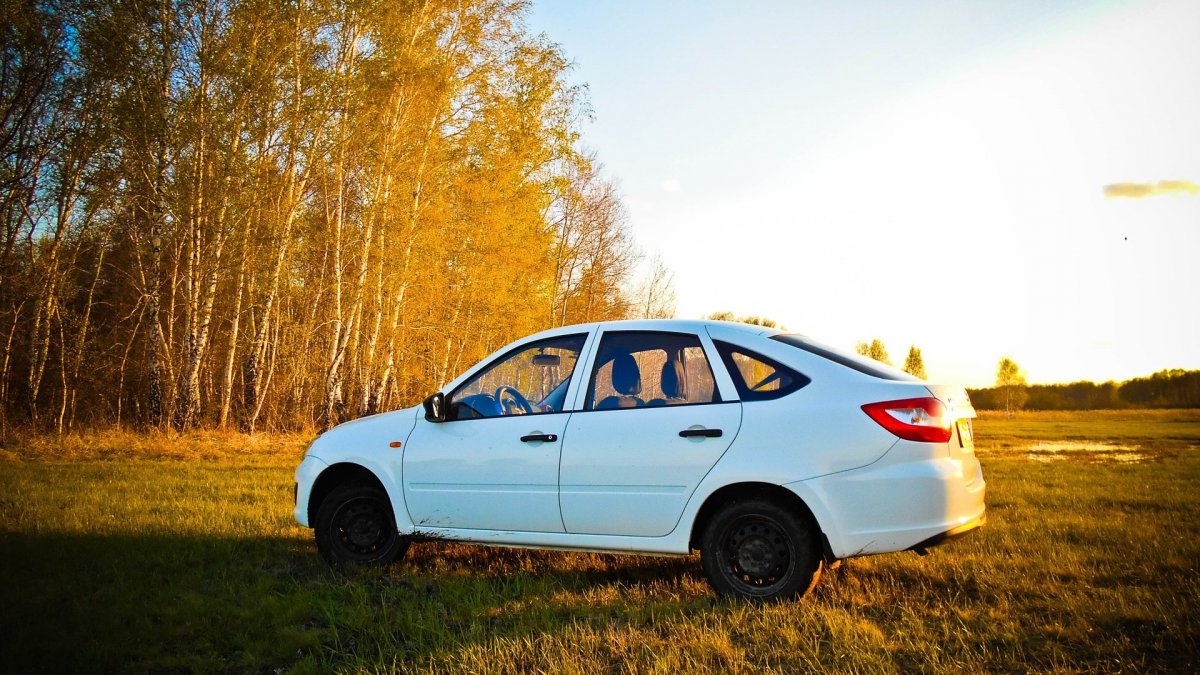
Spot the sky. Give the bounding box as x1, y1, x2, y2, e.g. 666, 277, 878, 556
525, 0, 1200, 388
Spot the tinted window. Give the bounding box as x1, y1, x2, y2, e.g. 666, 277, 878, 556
449, 334, 586, 420
714, 341, 810, 400
770, 334, 919, 382
587, 332, 719, 410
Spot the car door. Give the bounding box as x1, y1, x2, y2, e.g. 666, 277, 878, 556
403, 332, 590, 533
559, 330, 742, 536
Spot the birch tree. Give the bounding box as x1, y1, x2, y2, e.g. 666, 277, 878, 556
0, 0, 654, 435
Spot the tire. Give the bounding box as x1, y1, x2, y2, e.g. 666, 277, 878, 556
700, 498, 823, 601
314, 483, 409, 569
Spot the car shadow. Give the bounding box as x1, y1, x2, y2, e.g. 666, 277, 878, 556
0, 529, 725, 672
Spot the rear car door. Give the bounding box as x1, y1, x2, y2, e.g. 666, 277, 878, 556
559, 330, 741, 536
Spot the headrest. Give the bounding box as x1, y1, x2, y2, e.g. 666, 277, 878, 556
611, 353, 641, 396
661, 360, 685, 399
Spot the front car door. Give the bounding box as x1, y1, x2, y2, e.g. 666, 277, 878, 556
403, 332, 590, 532
560, 330, 742, 536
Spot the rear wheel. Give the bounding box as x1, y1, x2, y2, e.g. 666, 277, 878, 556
700, 498, 822, 600
314, 483, 409, 568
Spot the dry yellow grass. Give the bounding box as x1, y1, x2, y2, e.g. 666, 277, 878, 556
0, 428, 311, 464
1, 414, 1198, 671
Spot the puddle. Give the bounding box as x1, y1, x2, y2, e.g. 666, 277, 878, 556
1024, 441, 1147, 463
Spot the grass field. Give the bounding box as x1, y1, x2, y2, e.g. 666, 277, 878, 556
2, 411, 1198, 672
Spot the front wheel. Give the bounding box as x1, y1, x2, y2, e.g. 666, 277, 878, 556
314, 483, 409, 569
700, 498, 823, 601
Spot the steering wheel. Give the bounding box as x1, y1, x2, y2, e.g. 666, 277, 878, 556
494, 386, 533, 415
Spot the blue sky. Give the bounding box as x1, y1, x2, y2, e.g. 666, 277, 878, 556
526, 0, 1200, 387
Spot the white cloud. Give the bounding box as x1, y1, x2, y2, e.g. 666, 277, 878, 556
660, 179, 683, 193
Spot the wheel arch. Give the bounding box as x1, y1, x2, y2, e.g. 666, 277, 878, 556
308, 462, 389, 527
689, 482, 835, 562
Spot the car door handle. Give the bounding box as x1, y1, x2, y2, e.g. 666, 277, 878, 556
679, 428, 722, 438
520, 433, 558, 443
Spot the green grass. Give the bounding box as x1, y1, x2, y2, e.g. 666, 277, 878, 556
973, 408, 1200, 447
1, 416, 1198, 672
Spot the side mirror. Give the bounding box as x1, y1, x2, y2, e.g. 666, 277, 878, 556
423, 392, 447, 422
531, 353, 561, 367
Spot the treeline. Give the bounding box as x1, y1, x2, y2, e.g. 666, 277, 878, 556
969, 370, 1200, 411
1, 0, 654, 434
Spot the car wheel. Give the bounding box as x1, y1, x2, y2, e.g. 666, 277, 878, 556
314, 483, 409, 569
700, 498, 823, 601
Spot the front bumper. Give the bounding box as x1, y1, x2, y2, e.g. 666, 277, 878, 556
293, 454, 329, 527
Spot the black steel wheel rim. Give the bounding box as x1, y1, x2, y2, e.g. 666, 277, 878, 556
333, 497, 391, 556
722, 516, 791, 589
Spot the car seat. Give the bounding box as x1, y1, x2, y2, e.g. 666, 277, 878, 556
595, 353, 644, 409
648, 360, 688, 406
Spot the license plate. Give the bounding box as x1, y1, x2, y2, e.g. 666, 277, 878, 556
957, 419, 974, 448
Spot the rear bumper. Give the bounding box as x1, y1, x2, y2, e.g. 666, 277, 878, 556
907, 512, 986, 552
791, 446, 987, 558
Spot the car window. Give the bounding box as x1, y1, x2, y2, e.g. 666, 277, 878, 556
714, 340, 810, 401
770, 334, 920, 381
449, 334, 586, 420
586, 332, 719, 410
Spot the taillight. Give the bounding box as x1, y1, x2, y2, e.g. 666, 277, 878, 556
861, 397, 952, 443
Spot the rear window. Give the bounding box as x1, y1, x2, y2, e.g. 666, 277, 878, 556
770, 334, 920, 382
714, 341, 810, 401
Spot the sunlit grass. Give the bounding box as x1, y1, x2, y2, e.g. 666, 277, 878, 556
0, 427, 312, 464
1, 416, 1198, 672
974, 408, 1200, 447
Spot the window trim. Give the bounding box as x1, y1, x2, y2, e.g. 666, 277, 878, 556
446, 333, 589, 422
581, 330, 724, 412
713, 340, 811, 401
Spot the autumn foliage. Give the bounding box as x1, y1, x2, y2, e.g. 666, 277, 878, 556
0, 0, 653, 433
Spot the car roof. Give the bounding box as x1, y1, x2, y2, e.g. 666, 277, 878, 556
526, 318, 783, 341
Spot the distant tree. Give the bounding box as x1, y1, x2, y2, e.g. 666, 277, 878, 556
965, 387, 999, 410
705, 312, 780, 329
632, 254, 676, 319
742, 316, 779, 328
969, 369, 1200, 411
1022, 380, 1122, 410
1119, 369, 1200, 408
995, 357, 1028, 417
903, 346, 926, 379
856, 339, 890, 364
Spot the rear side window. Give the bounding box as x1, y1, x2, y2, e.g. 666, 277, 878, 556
586, 331, 719, 410
770, 334, 919, 382
714, 341, 810, 401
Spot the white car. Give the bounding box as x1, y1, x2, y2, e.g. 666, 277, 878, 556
294, 319, 985, 600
